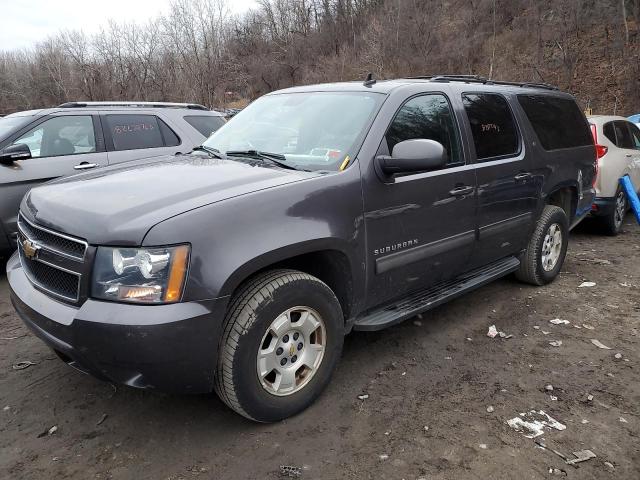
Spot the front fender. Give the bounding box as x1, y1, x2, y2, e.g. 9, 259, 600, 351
142, 167, 366, 304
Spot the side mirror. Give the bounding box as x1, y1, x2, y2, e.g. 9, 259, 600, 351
0, 143, 31, 165
376, 139, 446, 176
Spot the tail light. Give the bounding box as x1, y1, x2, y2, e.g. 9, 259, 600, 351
589, 124, 606, 187
594, 144, 608, 159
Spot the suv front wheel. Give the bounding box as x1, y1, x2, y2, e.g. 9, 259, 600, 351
215, 269, 344, 422
516, 205, 569, 286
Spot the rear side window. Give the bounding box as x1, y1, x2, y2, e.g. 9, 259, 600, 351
628, 123, 640, 149
517, 95, 592, 150
105, 115, 180, 151
183, 115, 226, 137
614, 121, 634, 149
462, 93, 519, 161
386, 94, 462, 166
603, 122, 616, 144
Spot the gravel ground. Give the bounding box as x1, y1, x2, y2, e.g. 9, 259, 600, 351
1, 217, 639, 480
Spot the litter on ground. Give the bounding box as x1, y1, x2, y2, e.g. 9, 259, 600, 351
590, 339, 611, 350
280, 465, 302, 478
507, 410, 566, 438
549, 319, 570, 325
487, 325, 498, 338
549, 340, 563, 347
566, 449, 596, 466
12, 361, 37, 370
578, 282, 596, 288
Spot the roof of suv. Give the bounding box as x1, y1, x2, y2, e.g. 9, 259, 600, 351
587, 115, 628, 125
5, 102, 224, 118
271, 75, 570, 97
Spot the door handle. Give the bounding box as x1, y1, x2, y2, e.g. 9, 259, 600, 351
449, 185, 474, 197
74, 162, 98, 170
514, 172, 532, 181
625, 153, 633, 157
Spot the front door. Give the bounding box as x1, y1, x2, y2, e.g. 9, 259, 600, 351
0, 114, 107, 240
362, 93, 477, 308
458, 92, 537, 267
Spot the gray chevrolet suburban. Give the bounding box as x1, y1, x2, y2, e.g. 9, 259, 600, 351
7, 76, 596, 422
0, 102, 225, 254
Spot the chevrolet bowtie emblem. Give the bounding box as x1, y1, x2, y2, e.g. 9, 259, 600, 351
22, 239, 41, 260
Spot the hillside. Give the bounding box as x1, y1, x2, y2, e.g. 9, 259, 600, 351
0, 0, 638, 115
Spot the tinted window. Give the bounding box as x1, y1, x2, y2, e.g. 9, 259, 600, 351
105, 115, 165, 151
614, 121, 634, 149
158, 118, 180, 147
603, 122, 616, 144
628, 123, 640, 149
12, 116, 95, 158
462, 93, 519, 160
184, 115, 225, 137
386, 94, 462, 165
517, 95, 592, 150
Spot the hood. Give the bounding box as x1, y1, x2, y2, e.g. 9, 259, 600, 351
22, 154, 318, 245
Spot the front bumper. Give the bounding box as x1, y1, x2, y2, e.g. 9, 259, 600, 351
7, 252, 228, 394
590, 196, 615, 217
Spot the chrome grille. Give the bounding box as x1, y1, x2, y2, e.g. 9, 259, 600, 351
17, 215, 87, 303
18, 215, 87, 260
19, 250, 80, 301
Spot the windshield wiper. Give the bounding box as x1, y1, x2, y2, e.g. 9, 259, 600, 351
191, 145, 225, 159
225, 149, 301, 171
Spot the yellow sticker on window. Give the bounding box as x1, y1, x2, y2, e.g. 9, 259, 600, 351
339, 155, 351, 171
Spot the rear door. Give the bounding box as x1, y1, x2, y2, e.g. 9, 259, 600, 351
459, 92, 536, 267
101, 113, 184, 164
0, 114, 107, 240
622, 122, 640, 189
362, 91, 477, 307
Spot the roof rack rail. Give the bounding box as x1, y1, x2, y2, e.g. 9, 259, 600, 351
404, 75, 558, 90
57, 101, 209, 110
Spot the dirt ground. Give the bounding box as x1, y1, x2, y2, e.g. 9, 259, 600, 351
1, 217, 639, 480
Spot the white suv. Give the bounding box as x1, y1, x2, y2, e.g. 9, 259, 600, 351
588, 115, 640, 234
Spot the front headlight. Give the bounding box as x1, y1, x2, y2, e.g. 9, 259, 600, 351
92, 245, 190, 304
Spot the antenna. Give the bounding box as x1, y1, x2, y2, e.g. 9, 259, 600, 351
363, 73, 376, 87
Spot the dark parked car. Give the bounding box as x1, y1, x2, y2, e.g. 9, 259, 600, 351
7, 76, 596, 422
0, 102, 225, 255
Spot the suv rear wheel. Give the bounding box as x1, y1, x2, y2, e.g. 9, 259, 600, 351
516, 205, 569, 286
215, 269, 344, 422
599, 186, 626, 236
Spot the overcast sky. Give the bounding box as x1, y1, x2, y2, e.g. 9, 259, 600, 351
0, 0, 258, 52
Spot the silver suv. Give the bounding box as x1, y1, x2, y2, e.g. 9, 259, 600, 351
0, 102, 225, 254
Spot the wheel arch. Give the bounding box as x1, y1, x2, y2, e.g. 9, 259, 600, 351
219, 241, 356, 321
544, 183, 578, 224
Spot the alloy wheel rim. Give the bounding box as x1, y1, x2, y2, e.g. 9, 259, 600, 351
541, 223, 563, 272
614, 191, 626, 229
257, 306, 326, 396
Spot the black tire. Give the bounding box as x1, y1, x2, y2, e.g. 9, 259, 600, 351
598, 186, 626, 236
515, 205, 569, 286
214, 269, 344, 422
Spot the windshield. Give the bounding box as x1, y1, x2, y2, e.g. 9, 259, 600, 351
203, 91, 385, 171
0, 115, 34, 142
